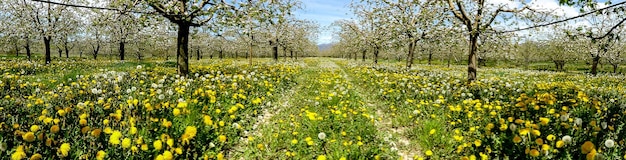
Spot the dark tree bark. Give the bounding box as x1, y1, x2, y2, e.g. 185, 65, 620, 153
14, 42, 20, 57
64, 43, 70, 58
468, 34, 479, 82
407, 41, 416, 68
374, 46, 379, 64
196, 49, 200, 61
270, 39, 278, 61
362, 50, 366, 61
58, 47, 63, 57
219, 50, 223, 59
120, 41, 125, 61
290, 50, 293, 59
283, 47, 287, 60
92, 44, 100, 60
428, 50, 433, 65
591, 55, 601, 75
176, 23, 190, 76
25, 39, 32, 62
44, 36, 52, 64
553, 60, 565, 71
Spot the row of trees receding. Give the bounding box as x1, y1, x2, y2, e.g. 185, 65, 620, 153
0, 0, 320, 76
327, 0, 626, 82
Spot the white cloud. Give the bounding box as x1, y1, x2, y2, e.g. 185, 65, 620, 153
528, 0, 579, 17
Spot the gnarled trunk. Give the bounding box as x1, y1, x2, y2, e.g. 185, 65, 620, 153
176, 23, 190, 76
467, 34, 478, 82
407, 41, 415, 68
553, 60, 565, 71
374, 46, 379, 64
591, 55, 600, 76
44, 36, 52, 64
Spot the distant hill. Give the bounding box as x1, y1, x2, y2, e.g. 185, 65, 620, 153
318, 43, 334, 51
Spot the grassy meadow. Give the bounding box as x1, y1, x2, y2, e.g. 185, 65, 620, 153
1, 58, 625, 160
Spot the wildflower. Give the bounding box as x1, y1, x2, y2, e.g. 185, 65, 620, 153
122, 138, 132, 149
203, 115, 213, 126
562, 135, 572, 144
96, 151, 107, 160
11, 145, 26, 160
556, 140, 565, 148
173, 108, 181, 116
429, 129, 436, 135
581, 141, 595, 154
59, 143, 71, 157
163, 151, 173, 160
291, 139, 298, 145
218, 135, 226, 143
586, 149, 597, 160
50, 125, 60, 133
318, 132, 326, 140
425, 150, 433, 156
30, 154, 42, 160
109, 131, 122, 145
317, 155, 327, 160
513, 135, 522, 143
30, 125, 39, 132
154, 140, 163, 150
217, 152, 224, 160
547, 134, 556, 141
604, 139, 615, 148
529, 149, 540, 157
22, 132, 36, 142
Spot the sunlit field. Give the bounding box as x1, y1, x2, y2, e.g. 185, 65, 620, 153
1, 58, 625, 160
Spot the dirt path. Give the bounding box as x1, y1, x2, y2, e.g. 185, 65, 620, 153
330, 59, 422, 160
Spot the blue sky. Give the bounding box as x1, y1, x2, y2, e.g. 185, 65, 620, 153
295, 0, 354, 44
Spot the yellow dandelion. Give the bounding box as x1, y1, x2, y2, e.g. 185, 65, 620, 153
122, 138, 132, 149
22, 132, 36, 142
581, 141, 595, 154
96, 151, 107, 160
425, 150, 433, 156
513, 135, 522, 143
154, 140, 163, 150
109, 131, 122, 145
59, 143, 71, 157
218, 135, 226, 143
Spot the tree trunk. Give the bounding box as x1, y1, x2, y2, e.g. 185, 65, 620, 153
283, 47, 287, 60
176, 23, 190, 77
553, 60, 565, 71
25, 40, 32, 61
197, 49, 200, 61
64, 44, 70, 58
407, 41, 415, 68
362, 50, 366, 61
427, 50, 433, 65
58, 47, 63, 58
612, 64, 618, 73
120, 41, 125, 61
271, 39, 278, 61
591, 55, 600, 76
295, 51, 298, 60
219, 49, 223, 59
290, 50, 293, 59
14, 42, 20, 57
93, 44, 100, 60
44, 36, 52, 64
467, 34, 478, 82
374, 46, 379, 64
